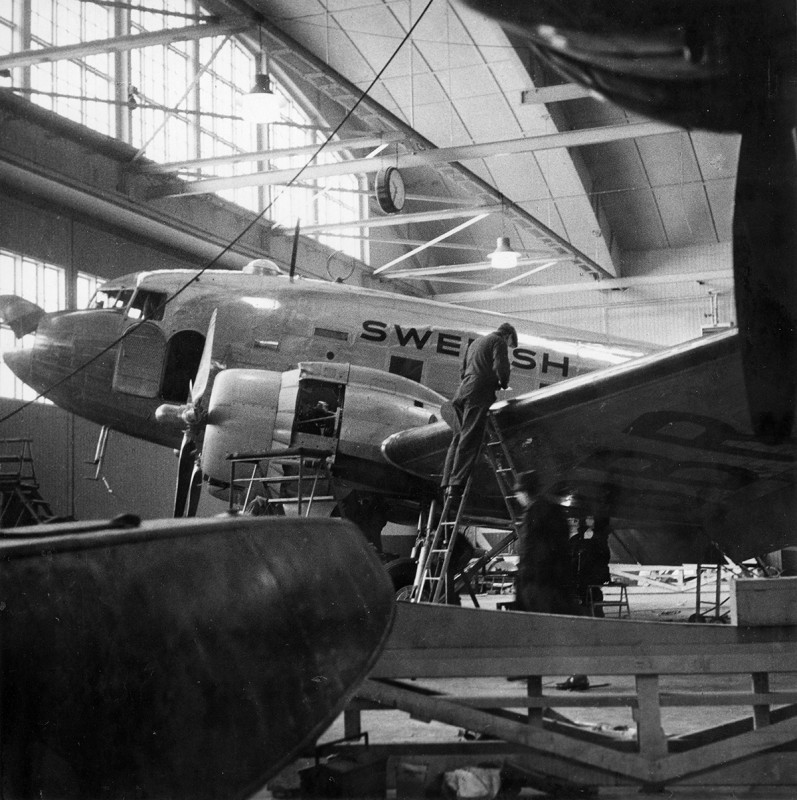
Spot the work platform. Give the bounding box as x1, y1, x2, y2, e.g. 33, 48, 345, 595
328, 600, 797, 797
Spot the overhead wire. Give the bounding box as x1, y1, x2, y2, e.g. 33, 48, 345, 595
0, 0, 438, 426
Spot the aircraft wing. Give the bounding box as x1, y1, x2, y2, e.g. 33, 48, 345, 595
382, 330, 796, 562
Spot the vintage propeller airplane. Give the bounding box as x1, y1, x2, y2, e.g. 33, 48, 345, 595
0, 262, 649, 565
1, 0, 795, 584
1, 253, 795, 575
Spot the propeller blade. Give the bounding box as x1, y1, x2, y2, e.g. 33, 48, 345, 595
191, 308, 217, 406
173, 433, 196, 518
186, 461, 203, 517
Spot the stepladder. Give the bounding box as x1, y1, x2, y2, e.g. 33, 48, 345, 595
408, 412, 525, 604
409, 473, 475, 604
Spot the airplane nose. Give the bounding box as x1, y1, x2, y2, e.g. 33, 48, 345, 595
3, 347, 33, 383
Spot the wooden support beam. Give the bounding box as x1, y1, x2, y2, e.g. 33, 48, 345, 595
752, 672, 771, 729
357, 678, 654, 784
634, 675, 667, 761
654, 714, 797, 784
443, 691, 797, 708
353, 604, 797, 790
371, 604, 797, 679
527, 676, 543, 728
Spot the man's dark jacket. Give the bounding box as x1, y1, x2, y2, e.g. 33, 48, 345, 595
453, 331, 511, 407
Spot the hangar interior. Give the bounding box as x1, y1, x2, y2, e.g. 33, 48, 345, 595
3, 3, 797, 799
0, 0, 738, 522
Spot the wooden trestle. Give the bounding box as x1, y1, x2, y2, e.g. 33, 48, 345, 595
339, 602, 797, 793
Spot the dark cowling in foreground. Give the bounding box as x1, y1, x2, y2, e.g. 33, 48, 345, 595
0, 515, 395, 799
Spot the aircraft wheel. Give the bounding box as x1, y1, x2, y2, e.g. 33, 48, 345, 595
384, 557, 417, 599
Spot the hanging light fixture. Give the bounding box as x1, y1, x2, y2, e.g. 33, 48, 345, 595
488, 236, 520, 269
241, 24, 282, 124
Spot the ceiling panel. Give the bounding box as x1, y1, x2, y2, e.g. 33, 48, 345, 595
599, 186, 668, 251
704, 177, 736, 242
635, 132, 703, 187
654, 183, 721, 247
235, 0, 735, 306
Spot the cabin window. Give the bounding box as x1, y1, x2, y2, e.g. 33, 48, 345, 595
127, 290, 167, 321
314, 327, 348, 342
161, 331, 205, 402
389, 355, 423, 383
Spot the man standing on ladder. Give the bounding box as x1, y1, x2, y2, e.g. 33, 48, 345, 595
441, 322, 518, 499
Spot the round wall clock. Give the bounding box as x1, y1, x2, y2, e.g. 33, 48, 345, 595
374, 166, 405, 214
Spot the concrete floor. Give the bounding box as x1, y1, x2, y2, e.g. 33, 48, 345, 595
261, 578, 797, 799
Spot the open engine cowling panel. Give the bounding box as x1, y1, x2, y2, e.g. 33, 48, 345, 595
201, 361, 445, 499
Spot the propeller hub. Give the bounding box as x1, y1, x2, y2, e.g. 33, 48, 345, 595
154, 403, 186, 431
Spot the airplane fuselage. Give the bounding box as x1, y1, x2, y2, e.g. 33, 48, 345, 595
4, 267, 651, 451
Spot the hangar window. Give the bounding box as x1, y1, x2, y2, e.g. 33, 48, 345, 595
77, 272, 99, 310
27, 0, 115, 133
3, 1, 365, 260
0, 249, 66, 401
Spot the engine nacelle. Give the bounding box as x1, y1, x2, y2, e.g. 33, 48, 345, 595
202, 362, 445, 495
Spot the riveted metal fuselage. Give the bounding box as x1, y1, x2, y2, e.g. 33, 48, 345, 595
5, 269, 652, 451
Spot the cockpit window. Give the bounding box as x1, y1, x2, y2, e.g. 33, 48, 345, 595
90, 288, 134, 311
127, 290, 167, 321
88, 288, 166, 321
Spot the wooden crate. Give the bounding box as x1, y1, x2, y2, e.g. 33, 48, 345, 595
730, 576, 797, 626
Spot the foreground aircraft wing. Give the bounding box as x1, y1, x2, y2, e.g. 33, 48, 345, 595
383, 330, 796, 562
0, 515, 394, 799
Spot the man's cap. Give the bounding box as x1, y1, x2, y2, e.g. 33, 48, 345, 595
496, 322, 518, 347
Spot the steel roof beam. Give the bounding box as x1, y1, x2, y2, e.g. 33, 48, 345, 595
169, 121, 679, 195
383, 259, 569, 279
0, 18, 252, 69
433, 269, 734, 303
520, 84, 595, 104
320, 233, 553, 253
245, 16, 613, 280
140, 132, 405, 172
374, 213, 489, 275
281, 206, 498, 234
